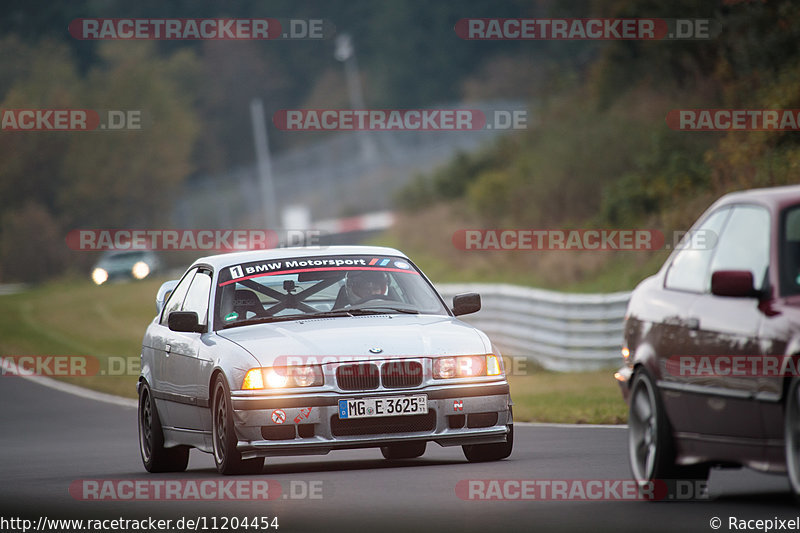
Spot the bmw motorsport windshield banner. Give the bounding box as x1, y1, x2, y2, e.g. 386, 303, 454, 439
218, 255, 417, 286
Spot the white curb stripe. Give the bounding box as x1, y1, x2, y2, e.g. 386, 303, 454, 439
7, 367, 137, 408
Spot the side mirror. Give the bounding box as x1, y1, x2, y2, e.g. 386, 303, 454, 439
168, 311, 204, 333
156, 280, 180, 313
452, 293, 481, 316
711, 270, 763, 298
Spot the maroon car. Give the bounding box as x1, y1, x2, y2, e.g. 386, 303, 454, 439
616, 184, 800, 495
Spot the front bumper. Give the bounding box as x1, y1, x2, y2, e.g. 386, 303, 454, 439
614, 365, 634, 404
229, 381, 512, 459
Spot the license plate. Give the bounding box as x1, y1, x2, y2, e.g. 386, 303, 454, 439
338, 395, 428, 419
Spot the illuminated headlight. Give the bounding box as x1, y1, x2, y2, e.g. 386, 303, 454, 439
433, 355, 503, 379
92, 268, 108, 285
242, 366, 324, 390
131, 261, 150, 280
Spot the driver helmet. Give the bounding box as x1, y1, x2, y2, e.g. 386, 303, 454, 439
345, 270, 388, 302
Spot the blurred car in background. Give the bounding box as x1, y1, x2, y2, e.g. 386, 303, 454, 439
92, 250, 161, 285
616, 184, 800, 496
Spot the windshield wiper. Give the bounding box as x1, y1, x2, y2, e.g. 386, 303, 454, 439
221, 310, 354, 329
221, 307, 421, 329
301, 310, 355, 319
348, 306, 420, 315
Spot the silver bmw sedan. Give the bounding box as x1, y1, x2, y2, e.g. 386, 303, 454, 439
138, 245, 513, 474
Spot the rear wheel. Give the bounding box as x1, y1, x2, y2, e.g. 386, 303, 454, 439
138, 382, 189, 473
628, 370, 708, 498
212, 375, 264, 475
381, 441, 426, 460
784, 377, 800, 497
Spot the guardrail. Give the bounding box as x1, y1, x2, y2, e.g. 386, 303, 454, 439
436, 283, 630, 372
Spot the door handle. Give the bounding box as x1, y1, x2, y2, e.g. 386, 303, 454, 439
165, 344, 171, 354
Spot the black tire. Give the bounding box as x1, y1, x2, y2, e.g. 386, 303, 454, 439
785, 377, 800, 497
381, 441, 426, 460
138, 381, 189, 473
212, 375, 264, 475
463, 413, 513, 463
628, 370, 709, 499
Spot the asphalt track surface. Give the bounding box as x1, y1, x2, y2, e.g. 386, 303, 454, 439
1, 377, 798, 533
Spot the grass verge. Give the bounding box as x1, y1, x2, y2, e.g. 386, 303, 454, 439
509, 370, 627, 425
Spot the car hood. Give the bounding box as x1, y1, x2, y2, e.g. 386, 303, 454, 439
215, 314, 491, 366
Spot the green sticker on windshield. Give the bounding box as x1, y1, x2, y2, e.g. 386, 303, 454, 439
224, 311, 239, 322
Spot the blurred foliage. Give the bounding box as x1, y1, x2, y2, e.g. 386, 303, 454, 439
0, 0, 559, 169
2, 0, 800, 285
0, 38, 198, 281
0, 202, 66, 283
396, 0, 800, 241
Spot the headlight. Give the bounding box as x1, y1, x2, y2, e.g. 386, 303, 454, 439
92, 268, 108, 285
433, 355, 502, 379
132, 261, 150, 279
242, 365, 324, 390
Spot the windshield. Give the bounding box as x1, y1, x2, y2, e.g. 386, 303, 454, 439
214, 254, 449, 329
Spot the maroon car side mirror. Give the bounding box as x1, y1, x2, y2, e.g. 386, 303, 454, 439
710, 270, 763, 298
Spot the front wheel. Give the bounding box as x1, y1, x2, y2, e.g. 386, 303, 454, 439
628, 370, 708, 497
138, 381, 189, 473
212, 375, 264, 475
785, 377, 800, 497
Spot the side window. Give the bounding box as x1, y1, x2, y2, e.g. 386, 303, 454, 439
665, 208, 730, 293
182, 269, 213, 326
708, 205, 770, 291
160, 268, 197, 326
781, 206, 800, 296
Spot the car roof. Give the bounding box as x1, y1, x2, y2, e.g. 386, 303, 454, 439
713, 184, 800, 211
192, 245, 408, 270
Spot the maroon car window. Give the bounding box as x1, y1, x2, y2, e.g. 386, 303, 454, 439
708, 205, 770, 291
665, 207, 731, 293
781, 206, 800, 296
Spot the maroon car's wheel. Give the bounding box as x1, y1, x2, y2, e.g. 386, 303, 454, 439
211, 375, 264, 475
138, 382, 189, 473
628, 370, 708, 497
784, 377, 800, 496
628, 371, 665, 485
